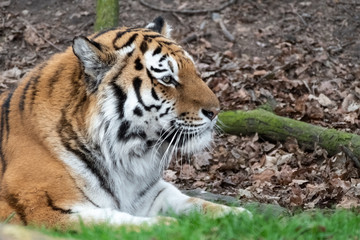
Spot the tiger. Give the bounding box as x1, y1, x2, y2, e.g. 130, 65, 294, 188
0, 17, 250, 227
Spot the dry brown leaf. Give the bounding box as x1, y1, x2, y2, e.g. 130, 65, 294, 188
193, 152, 211, 170
23, 26, 45, 46
253, 70, 267, 76
179, 164, 196, 180
163, 170, 177, 182
336, 195, 360, 208
252, 169, 276, 182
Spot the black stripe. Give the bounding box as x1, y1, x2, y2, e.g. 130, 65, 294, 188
111, 82, 127, 119
146, 140, 156, 147
0, 94, 7, 175
117, 120, 130, 140
127, 49, 134, 57
159, 55, 167, 62
66, 173, 100, 208
19, 81, 32, 111
2, 91, 13, 140
147, 188, 166, 216
69, 66, 85, 97
137, 130, 147, 139
158, 40, 175, 46
151, 88, 159, 101
7, 194, 27, 225
45, 192, 72, 214
143, 34, 163, 41
0, 91, 13, 175
88, 39, 102, 51
134, 57, 143, 71
133, 77, 143, 103
108, 54, 132, 119
69, 66, 88, 114
133, 106, 143, 117
115, 33, 138, 50
48, 65, 65, 97
138, 178, 158, 198
111, 28, 148, 46
0, 92, 13, 176
133, 77, 162, 111
30, 73, 42, 111
83, 193, 101, 208
140, 40, 148, 54
160, 107, 171, 118
112, 30, 129, 48
104, 120, 110, 133
152, 46, 162, 56
19, 63, 46, 112
150, 66, 167, 73
58, 110, 121, 209
146, 69, 155, 84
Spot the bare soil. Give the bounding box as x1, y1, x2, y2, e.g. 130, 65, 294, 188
1, 0, 360, 210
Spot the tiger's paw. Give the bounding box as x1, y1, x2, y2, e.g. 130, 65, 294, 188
211, 206, 252, 219
230, 206, 253, 218
200, 201, 252, 219
149, 216, 178, 226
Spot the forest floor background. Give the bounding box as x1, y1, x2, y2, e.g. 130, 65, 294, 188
1, 0, 360, 210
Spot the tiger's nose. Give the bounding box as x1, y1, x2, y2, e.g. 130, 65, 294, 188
201, 108, 220, 120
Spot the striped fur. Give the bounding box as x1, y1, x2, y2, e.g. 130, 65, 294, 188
0, 17, 249, 227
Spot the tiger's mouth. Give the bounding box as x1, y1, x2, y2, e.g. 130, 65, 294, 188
161, 120, 214, 149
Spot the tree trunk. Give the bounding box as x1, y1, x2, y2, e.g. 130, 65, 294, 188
94, 0, 119, 31
218, 109, 360, 159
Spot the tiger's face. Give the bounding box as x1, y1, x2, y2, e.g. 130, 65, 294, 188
73, 17, 219, 159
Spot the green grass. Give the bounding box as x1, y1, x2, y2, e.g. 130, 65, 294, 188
35, 207, 360, 240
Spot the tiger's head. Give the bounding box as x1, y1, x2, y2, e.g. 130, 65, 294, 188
72, 17, 219, 161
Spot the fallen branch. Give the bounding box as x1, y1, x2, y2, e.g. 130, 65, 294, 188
139, 0, 236, 14
218, 109, 360, 160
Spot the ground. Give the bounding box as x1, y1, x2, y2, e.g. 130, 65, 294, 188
1, 0, 360, 210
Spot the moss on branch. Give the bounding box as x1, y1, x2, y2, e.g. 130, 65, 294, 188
218, 109, 360, 159
94, 0, 119, 31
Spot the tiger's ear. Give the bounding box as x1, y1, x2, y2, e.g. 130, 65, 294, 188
146, 16, 172, 38
73, 36, 112, 92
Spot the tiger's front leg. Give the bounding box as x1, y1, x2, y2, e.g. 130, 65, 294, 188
148, 180, 251, 218
68, 207, 175, 226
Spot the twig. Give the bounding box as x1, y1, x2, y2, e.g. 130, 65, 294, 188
295, 12, 307, 26
341, 145, 360, 169
218, 20, 235, 42
139, 0, 236, 14
180, 33, 211, 45
258, 59, 298, 82
18, 17, 62, 52
212, 13, 235, 42
180, 34, 199, 44
289, 4, 307, 27
171, 12, 186, 27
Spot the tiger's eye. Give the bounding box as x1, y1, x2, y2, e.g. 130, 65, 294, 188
162, 75, 172, 84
